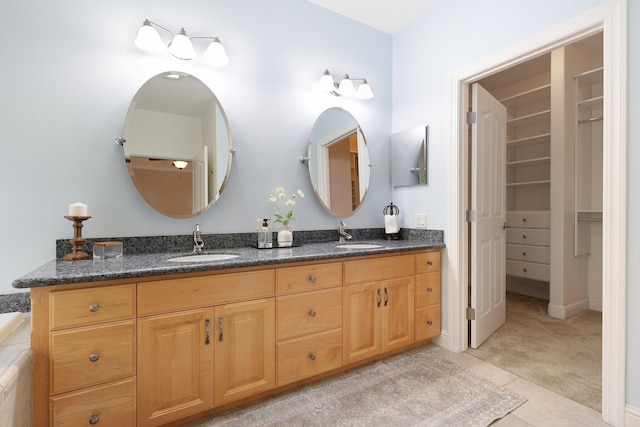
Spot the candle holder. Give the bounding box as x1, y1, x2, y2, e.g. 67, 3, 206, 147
63, 216, 92, 261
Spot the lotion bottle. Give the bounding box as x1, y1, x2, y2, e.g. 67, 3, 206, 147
258, 219, 271, 248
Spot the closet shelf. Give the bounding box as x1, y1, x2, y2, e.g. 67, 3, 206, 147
507, 109, 551, 127
507, 157, 550, 167
574, 67, 603, 84
578, 96, 603, 110
578, 117, 603, 125
506, 133, 551, 147
506, 180, 550, 187
500, 84, 551, 108
577, 210, 603, 222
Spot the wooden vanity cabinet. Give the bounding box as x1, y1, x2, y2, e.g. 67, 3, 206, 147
414, 251, 442, 341
343, 255, 415, 365
32, 249, 441, 427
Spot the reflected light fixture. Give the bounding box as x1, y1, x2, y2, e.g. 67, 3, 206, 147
172, 160, 189, 169
317, 69, 374, 99
134, 19, 229, 66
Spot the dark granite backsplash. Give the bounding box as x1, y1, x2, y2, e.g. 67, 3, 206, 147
56, 228, 444, 259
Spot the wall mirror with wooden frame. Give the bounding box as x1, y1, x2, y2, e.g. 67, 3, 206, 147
122, 71, 232, 218
307, 107, 370, 218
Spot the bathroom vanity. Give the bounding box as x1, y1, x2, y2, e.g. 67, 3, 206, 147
16, 241, 442, 426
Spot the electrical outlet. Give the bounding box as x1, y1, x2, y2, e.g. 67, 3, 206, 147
416, 213, 427, 228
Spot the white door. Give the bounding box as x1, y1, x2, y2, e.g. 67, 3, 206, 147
192, 145, 209, 213
470, 83, 507, 348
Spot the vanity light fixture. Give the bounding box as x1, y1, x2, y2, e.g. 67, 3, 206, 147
134, 19, 229, 66
317, 69, 374, 99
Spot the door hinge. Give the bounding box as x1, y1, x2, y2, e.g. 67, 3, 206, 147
466, 210, 476, 222
466, 307, 476, 320
466, 111, 477, 124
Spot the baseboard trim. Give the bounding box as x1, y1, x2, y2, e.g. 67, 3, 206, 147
432, 329, 449, 350
626, 404, 640, 427
589, 298, 603, 312
548, 298, 589, 319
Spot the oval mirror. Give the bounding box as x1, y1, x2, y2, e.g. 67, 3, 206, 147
308, 107, 370, 218
123, 71, 232, 218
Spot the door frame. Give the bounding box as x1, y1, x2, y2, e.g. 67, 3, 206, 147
445, 1, 627, 425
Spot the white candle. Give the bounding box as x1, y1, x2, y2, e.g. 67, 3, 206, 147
68, 202, 88, 217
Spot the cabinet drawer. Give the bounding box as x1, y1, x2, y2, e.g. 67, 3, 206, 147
276, 328, 342, 386
415, 305, 440, 341
50, 378, 135, 427
415, 273, 441, 309
415, 251, 441, 274
276, 262, 342, 295
276, 288, 342, 340
506, 244, 550, 263
506, 260, 550, 281
506, 228, 550, 246
50, 284, 135, 330
50, 320, 136, 395
138, 270, 274, 316
507, 211, 550, 229
344, 254, 414, 285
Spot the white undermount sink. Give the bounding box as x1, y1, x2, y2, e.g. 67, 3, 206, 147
336, 243, 383, 249
167, 253, 239, 263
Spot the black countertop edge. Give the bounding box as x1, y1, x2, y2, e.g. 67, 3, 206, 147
15, 240, 445, 289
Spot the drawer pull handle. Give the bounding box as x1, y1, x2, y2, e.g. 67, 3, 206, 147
427, 287, 433, 293
218, 316, 224, 342
309, 310, 317, 317
523, 268, 528, 273
427, 320, 433, 326
89, 414, 100, 425
384, 287, 389, 306
377, 288, 382, 307
309, 353, 317, 361
427, 260, 433, 266
89, 353, 99, 363
309, 275, 317, 282
88, 303, 100, 312
522, 234, 527, 239
523, 252, 527, 256
205, 318, 210, 345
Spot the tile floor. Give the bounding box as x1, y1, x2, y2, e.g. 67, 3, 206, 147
428, 345, 610, 426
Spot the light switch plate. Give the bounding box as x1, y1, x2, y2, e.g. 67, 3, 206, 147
416, 213, 427, 228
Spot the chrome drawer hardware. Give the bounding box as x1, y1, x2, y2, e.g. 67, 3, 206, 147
88, 303, 100, 312
309, 310, 317, 317
522, 234, 527, 239
309, 353, 317, 361
309, 275, 317, 282
523, 268, 528, 272
427, 287, 433, 293
89, 353, 100, 363
523, 252, 527, 256
218, 316, 224, 342
205, 318, 210, 345
427, 320, 433, 326
89, 414, 100, 425
427, 260, 433, 266
522, 218, 527, 222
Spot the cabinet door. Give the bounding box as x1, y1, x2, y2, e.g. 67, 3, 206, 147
214, 298, 275, 406
137, 308, 214, 427
382, 277, 414, 352
343, 282, 382, 365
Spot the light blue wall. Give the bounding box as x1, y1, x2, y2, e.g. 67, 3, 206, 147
391, 0, 638, 408
0, 0, 391, 293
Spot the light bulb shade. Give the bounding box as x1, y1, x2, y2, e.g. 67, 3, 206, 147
168, 29, 196, 60
317, 71, 336, 92
338, 77, 355, 96
134, 22, 165, 52
173, 160, 189, 169
356, 81, 374, 99
203, 40, 229, 66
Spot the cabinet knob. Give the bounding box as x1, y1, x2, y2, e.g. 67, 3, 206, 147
89, 353, 100, 363
309, 353, 316, 361
88, 303, 100, 312
427, 287, 433, 293
522, 218, 527, 222
89, 415, 100, 425
427, 320, 433, 326
427, 260, 433, 266
309, 310, 317, 318
523, 268, 528, 273
522, 252, 527, 256
309, 275, 317, 283
522, 234, 527, 239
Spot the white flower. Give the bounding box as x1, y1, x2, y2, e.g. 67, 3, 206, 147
279, 192, 287, 200
269, 195, 277, 202
285, 199, 295, 207
270, 186, 304, 225
297, 189, 305, 198
276, 187, 285, 194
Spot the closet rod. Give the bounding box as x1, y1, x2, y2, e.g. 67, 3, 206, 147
578, 117, 603, 124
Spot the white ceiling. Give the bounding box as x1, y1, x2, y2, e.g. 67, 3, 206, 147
307, 0, 443, 34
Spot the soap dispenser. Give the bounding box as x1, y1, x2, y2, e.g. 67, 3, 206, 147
258, 219, 272, 248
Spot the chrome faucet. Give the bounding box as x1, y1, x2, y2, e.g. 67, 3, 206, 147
193, 224, 205, 253
338, 221, 352, 243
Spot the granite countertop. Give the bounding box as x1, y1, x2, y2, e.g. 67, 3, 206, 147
13, 240, 445, 289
